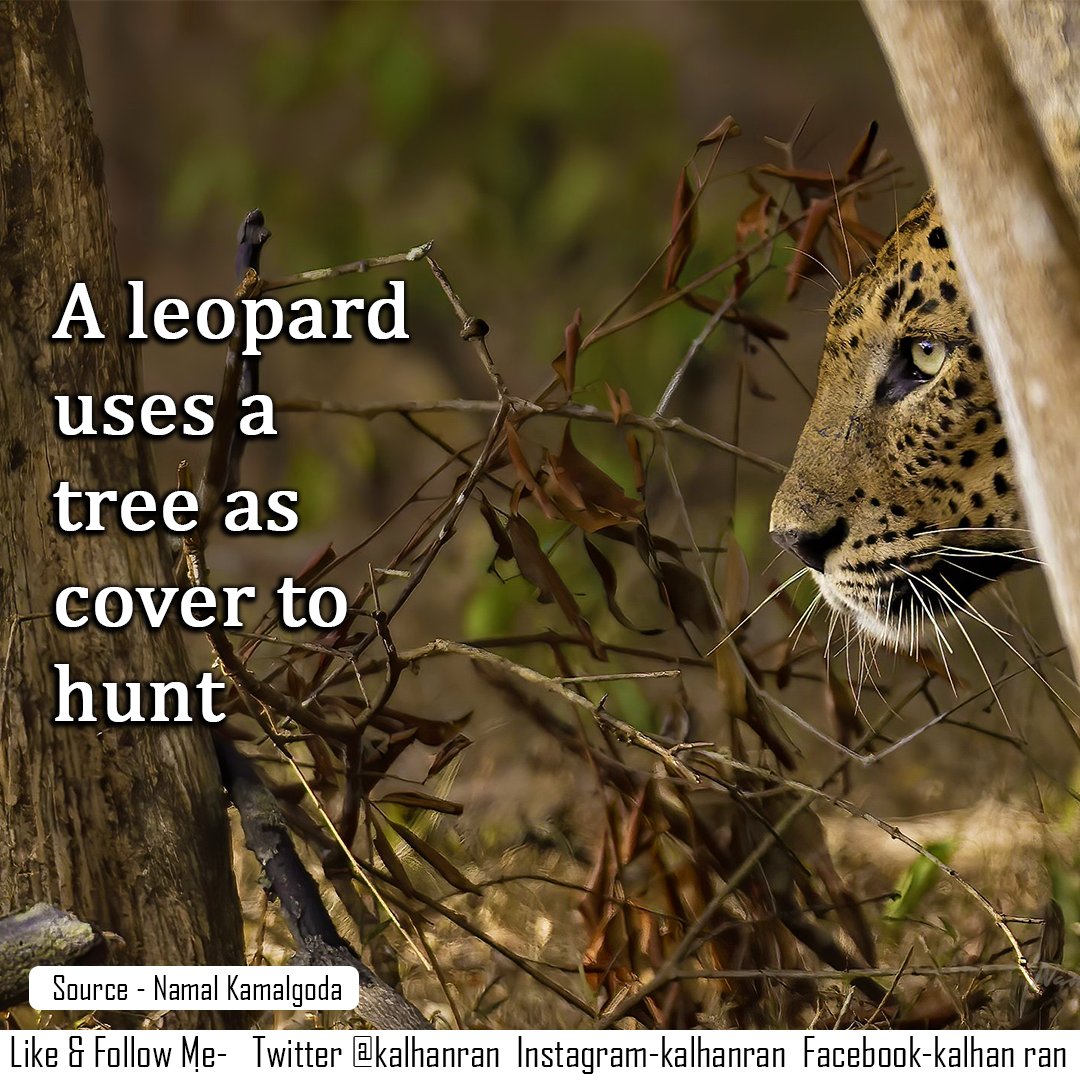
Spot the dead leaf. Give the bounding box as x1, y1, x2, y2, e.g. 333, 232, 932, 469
843, 120, 879, 181
785, 198, 832, 300
478, 492, 514, 562
744, 679, 798, 769
376, 791, 464, 816
626, 433, 646, 495
294, 543, 337, 587
825, 672, 861, 750
736, 192, 774, 246
604, 383, 633, 426
425, 734, 472, 780
658, 560, 719, 635
539, 424, 644, 532
504, 418, 559, 518
584, 536, 663, 635
696, 115, 740, 148
553, 307, 582, 396
390, 818, 480, 894
664, 168, 696, 290
371, 815, 412, 887
721, 532, 750, 626
507, 513, 606, 659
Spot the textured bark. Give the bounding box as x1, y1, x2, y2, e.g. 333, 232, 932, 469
0, 0, 244, 1022
864, 0, 1080, 672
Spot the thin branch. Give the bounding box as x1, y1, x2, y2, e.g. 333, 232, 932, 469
277, 396, 786, 474
259, 242, 434, 291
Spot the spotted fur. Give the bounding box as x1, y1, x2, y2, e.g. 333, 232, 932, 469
769, 191, 1024, 647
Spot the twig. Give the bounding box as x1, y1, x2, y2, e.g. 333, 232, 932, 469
259, 242, 433, 291
654, 296, 735, 417
670, 962, 1024, 982
400, 639, 697, 782
277, 396, 786, 474
557, 670, 680, 684
425, 252, 506, 399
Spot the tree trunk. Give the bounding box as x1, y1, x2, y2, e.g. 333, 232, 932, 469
0, 0, 243, 1022
863, 0, 1080, 672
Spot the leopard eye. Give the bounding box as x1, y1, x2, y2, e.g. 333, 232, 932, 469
903, 337, 950, 378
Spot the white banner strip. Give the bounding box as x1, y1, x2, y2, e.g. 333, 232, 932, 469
1, 1028, 1073, 1078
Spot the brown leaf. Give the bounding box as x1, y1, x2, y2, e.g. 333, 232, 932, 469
626, 433, 646, 495
744, 679, 797, 769
915, 647, 965, 687
744, 362, 777, 402
714, 640, 748, 717
680, 291, 789, 342
552, 307, 582, 395
478, 492, 513, 562
507, 513, 606, 659
540, 424, 644, 532
826, 216, 855, 280
735, 192, 774, 246
294, 543, 337, 588
663, 168, 696, 290
834, 885, 878, 968
843, 120, 879, 182
376, 791, 464, 816
658, 560, 719, 635
425, 734, 472, 780
391, 818, 480, 894
374, 706, 473, 746
721, 532, 750, 626
696, 115, 740, 148
757, 163, 844, 191
602, 521, 686, 565
728, 309, 789, 343
785, 198, 832, 300
584, 536, 663, 635
842, 215, 887, 256
604, 383, 633, 426
504, 418, 559, 518
371, 815, 412, 888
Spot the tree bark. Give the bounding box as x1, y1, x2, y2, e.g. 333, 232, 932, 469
863, 0, 1080, 673
0, 0, 244, 1023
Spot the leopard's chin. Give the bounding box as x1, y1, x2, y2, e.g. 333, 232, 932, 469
815, 572, 901, 649
814, 548, 1023, 654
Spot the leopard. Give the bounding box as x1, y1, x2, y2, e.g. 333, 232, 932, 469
768, 190, 1026, 649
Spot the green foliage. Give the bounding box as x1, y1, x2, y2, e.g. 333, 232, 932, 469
884, 841, 957, 926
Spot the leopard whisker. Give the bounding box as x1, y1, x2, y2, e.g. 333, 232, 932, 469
824, 607, 841, 669
927, 545, 1044, 567
830, 170, 854, 281
933, 573, 1080, 723
707, 565, 811, 654
895, 564, 1011, 729
786, 245, 843, 291
902, 569, 957, 691
789, 590, 823, 652
914, 526, 1033, 537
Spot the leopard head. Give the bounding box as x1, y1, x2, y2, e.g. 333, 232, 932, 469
769, 191, 1025, 648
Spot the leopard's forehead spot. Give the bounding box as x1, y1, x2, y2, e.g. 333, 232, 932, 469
828, 194, 968, 339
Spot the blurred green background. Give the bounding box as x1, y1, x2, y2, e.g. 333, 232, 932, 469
72, 0, 922, 616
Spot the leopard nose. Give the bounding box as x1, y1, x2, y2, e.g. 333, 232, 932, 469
769, 517, 849, 572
